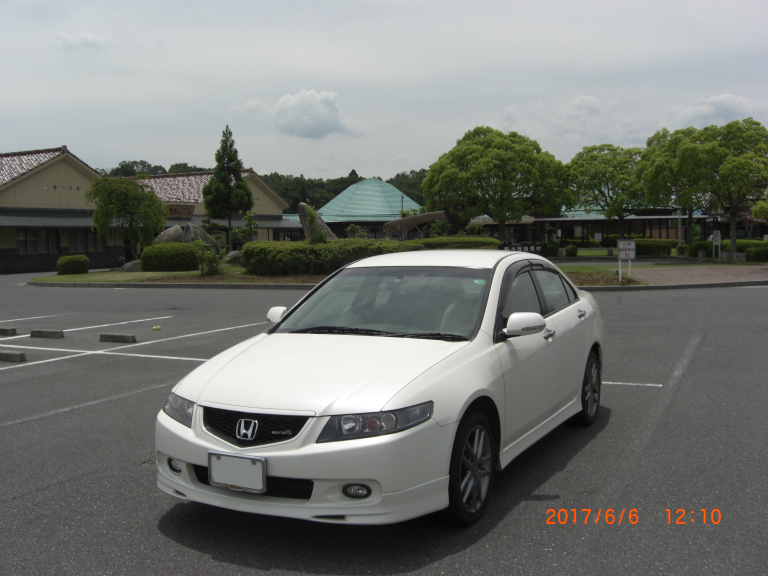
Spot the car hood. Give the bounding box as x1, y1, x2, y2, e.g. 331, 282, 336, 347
174, 333, 468, 415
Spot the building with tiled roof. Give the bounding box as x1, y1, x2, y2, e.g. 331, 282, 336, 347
142, 169, 299, 240
0, 146, 116, 273
1, 146, 300, 274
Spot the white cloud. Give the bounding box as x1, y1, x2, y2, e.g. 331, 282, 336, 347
670, 94, 768, 128
273, 89, 360, 139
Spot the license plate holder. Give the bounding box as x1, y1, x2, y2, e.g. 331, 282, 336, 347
208, 452, 266, 494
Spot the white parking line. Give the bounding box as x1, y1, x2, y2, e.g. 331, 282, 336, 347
603, 381, 663, 387
0, 321, 268, 371
0, 383, 171, 428
0, 313, 77, 323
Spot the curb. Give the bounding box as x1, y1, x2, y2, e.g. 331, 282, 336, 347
26, 281, 315, 291
26, 279, 768, 292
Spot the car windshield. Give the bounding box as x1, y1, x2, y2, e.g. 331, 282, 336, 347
275, 266, 492, 340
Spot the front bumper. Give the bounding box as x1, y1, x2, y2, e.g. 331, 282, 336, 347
155, 410, 456, 525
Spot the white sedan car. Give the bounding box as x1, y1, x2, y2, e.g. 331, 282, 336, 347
156, 250, 603, 525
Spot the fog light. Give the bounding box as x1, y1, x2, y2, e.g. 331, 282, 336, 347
167, 458, 182, 474
342, 483, 371, 499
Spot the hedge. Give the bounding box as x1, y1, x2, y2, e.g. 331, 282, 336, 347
242, 239, 425, 275
564, 245, 578, 257
675, 244, 689, 257
57, 255, 89, 275
544, 243, 559, 257
140, 242, 200, 272
691, 239, 766, 257
746, 247, 768, 262
402, 236, 499, 249
635, 239, 673, 256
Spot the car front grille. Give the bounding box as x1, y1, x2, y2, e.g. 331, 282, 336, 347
192, 465, 314, 500
202, 406, 310, 447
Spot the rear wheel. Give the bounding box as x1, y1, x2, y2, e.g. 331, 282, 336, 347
445, 412, 495, 526
577, 351, 601, 425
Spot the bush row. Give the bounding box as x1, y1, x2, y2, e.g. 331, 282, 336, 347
241, 239, 424, 275
690, 239, 766, 256
140, 242, 199, 272
634, 239, 673, 256
402, 236, 500, 249
57, 255, 89, 275
746, 247, 768, 262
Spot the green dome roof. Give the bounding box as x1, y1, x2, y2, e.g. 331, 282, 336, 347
318, 178, 420, 222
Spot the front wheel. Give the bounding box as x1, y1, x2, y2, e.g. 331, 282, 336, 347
577, 351, 601, 426
445, 412, 495, 526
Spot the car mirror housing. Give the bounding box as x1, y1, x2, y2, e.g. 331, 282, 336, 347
504, 312, 546, 338
266, 306, 288, 323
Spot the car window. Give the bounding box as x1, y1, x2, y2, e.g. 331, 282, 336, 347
561, 275, 579, 302
276, 266, 492, 339
500, 271, 542, 321
531, 269, 571, 313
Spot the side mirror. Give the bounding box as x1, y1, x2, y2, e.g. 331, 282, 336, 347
504, 312, 546, 338
266, 306, 288, 323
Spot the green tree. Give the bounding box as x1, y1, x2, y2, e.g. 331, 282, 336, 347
85, 177, 168, 260
109, 160, 167, 177
636, 127, 705, 245
202, 125, 254, 251
387, 169, 427, 205
680, 118, 768, 257
168, 162, 210, 174
568, 144, 645, 237
422, 127, 565, 242
752, 191, 768, 223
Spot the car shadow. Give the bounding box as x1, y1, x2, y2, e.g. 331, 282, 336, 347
156, 408, 611, 574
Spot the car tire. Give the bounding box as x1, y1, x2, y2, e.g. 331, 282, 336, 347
577, 351, 601, 426
445, 411, 495, 526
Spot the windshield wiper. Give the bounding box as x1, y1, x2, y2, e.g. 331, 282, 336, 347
391, 332, 469, 341
289, 326, 395, 336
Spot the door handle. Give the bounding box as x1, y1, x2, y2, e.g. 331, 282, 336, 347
543, 328, 556, 340
577, 309, 586, 319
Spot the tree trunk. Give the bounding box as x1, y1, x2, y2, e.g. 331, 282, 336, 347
729, 210, 738, 258
497, 222, 507, 243
686, 208, 695, 247
228, 212, 233, 252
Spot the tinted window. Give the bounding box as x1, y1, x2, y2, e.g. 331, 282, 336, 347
501, 271, 541, 321
532, 269, 570, 313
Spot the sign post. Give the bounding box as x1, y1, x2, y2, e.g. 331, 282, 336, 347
618, 240, 636, 282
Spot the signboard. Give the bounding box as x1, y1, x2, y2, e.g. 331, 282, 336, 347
167, 204, 196, 219
618, 240, 636, 261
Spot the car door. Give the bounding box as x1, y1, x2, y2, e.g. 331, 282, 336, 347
494, 264, 561, 446
530, 267, 590, 411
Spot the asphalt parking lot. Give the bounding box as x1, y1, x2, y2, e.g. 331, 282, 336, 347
1, 273, 766, 576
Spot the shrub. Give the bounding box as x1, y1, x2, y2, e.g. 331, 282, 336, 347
691, 240, 713, 257
564, 245, 578, 257
721, 239, 766, 253
635, 239, 672, 256
544, 243, 559, 257
465, 222, 483, 236
402, 236, 499, 250
57, 255, 89, 275
587, 238, 601, 248
140, 242, 199, 271
607, 234, 620, 247
746, 247, 768, 262
242, 239, 424, 276
345, 224, 368, 239
675, 244, 688, 257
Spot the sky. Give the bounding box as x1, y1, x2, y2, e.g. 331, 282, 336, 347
2, 0, 767, 179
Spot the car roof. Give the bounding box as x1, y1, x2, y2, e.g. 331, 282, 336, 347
345, 249, 548, 269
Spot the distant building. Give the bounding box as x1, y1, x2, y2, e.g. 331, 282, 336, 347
143, 170, 301, 242
0, 146, 301, 274
316, 177, 420, 238
0, 146, 120, 274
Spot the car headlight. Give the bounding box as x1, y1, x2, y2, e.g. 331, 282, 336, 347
163, 392, 196, 428
317, 401, 434, 443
